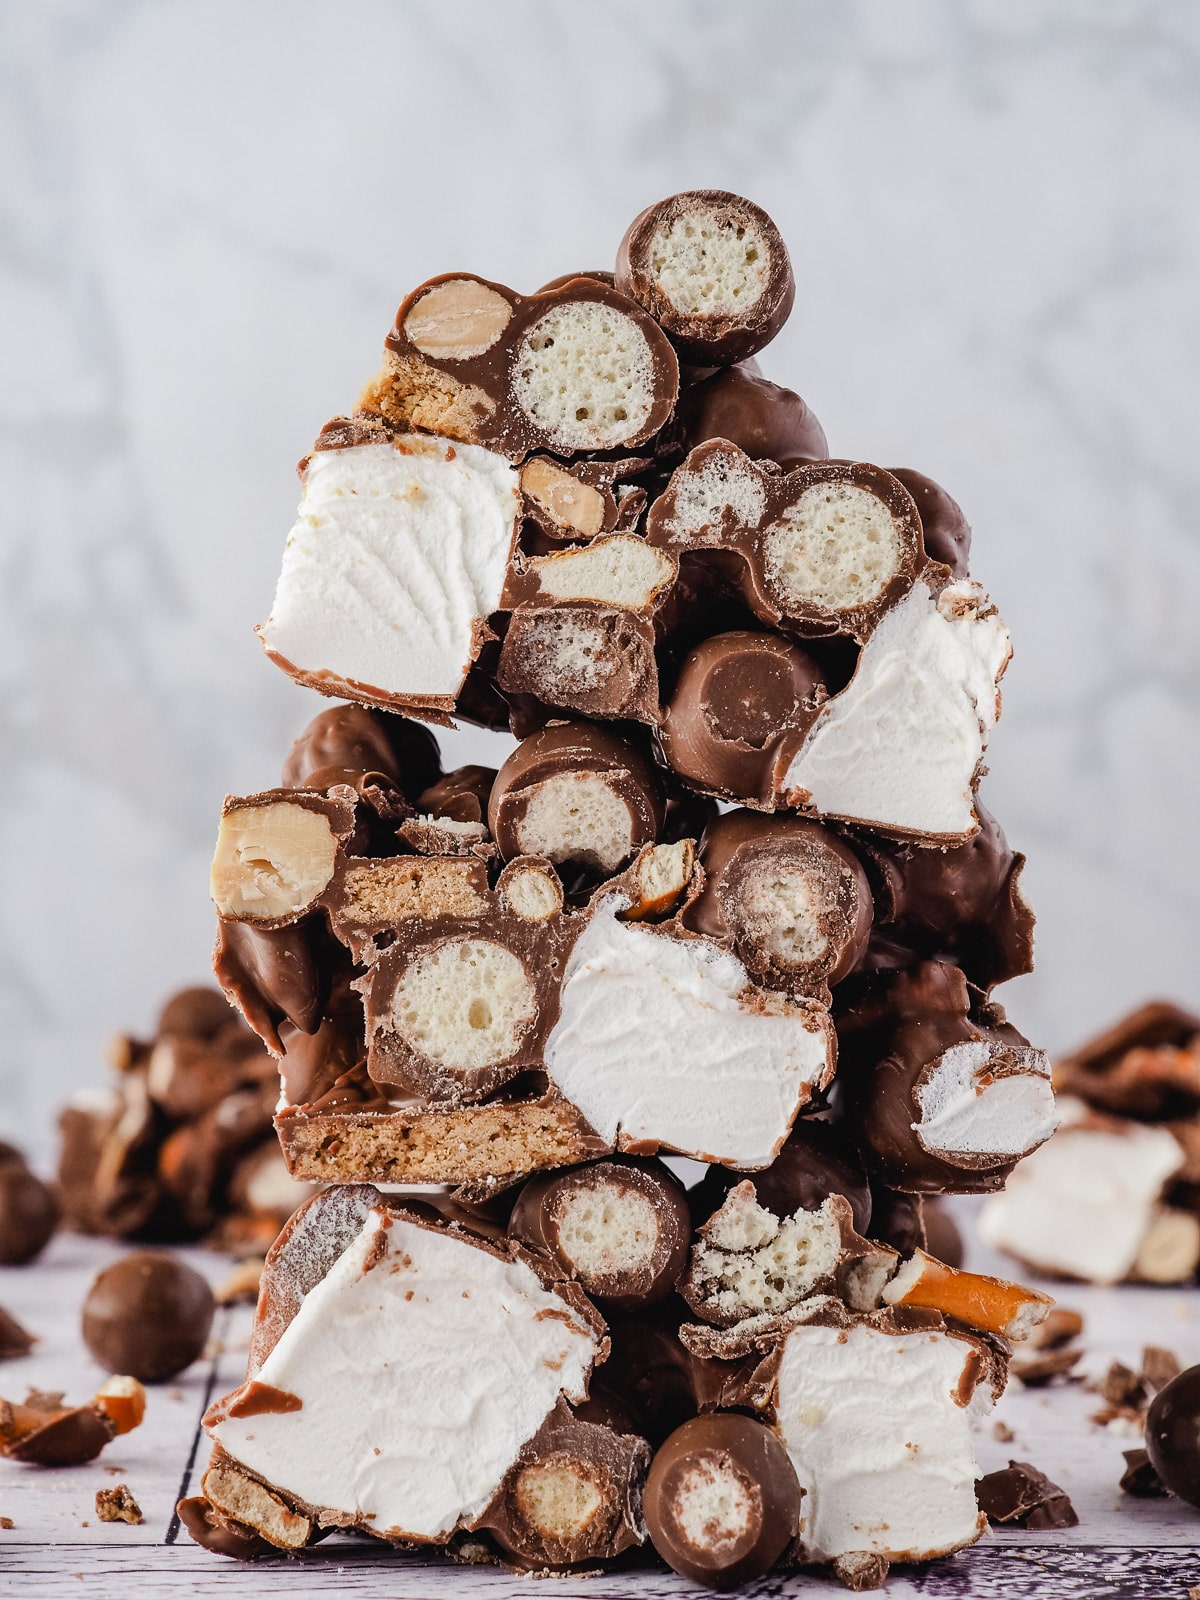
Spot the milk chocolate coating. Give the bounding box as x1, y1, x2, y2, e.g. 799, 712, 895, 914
1145, 1365, 1200, 1508
214, 917, 329, 1052
278, 1000, 368, 1108
888, 467, 972, 579
839, 962, 1048, 1194
0, 1303, 35, 1360
644, 1412, 802, 1589
671, 367, 828, 464
177, 1495, 271, 1561
1054, 1001, 1200, 1121
3, 1400, 117, 1467
921, 1198, 965, 1268
489, 723, 665, 876
689, 1117, 872, 1235
281, 703, 442, 799
658, 631, 825, 807
605, 1307, 735, 1447
685, 810, 872, 990
616, 191, 795, 367
0, 1163, 60, 1265
853, 802, 1034, 992
508, 1157, 691, 1311
497, 607, 662, 728
157, 986, 236, 1040
536, 270, 617, 294
976, 1461, 1078, 1529
82, 1252, 215, 1382
417, 765, 497, 825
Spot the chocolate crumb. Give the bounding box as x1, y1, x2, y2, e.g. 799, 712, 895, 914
0, 1516, 12, 1529
96, 1484, 143, 1524
992, 1420, 1015, 1443
1120, 1447, 1168, 1497
0, 1305, 35, 1362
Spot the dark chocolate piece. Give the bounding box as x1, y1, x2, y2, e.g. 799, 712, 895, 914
646, 441, 930, 642
478, 1399, 650, 1570
689, 1118, 872, 1236
1120, 1447, 1168, 1497
177, 1494, 272, 1560
0, 1160, 59, 1266
361, 273, 679, 459
604, 1308, 736, 1447
0, 1305, 35, 1361
508, 1157, 690, 1311
417, 765, 497, 825
976, 1460, 1078, 1529
489, 723, 664, 877
658, 630, 825, 808
839, 962, 1053, 1194
643, 1412, 802, 1589
1145, 1363, 1200, 1508
853, 802, 1034, 992
684, 809, 872, 992
1055, 1001, 1200, 1122
669, 366, 827, 464
616, 191, 795, 366
281, 702, 442, 799
865, 1183, 925, 1257
82, 1252, 215, 1382
0, 1390, 118, 1466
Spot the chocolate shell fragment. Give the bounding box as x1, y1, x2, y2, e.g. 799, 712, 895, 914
976, 1460, 1078, 1529
0, 1389, 121, 1467
644, 1412, 802, 1589
616, 190, 795, 367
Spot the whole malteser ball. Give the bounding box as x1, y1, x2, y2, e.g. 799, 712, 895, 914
0, 1162, 61, 1265
156, 985, 234, 1040
1145, 1365, 1200, 1508
82, 1252, 215, 1382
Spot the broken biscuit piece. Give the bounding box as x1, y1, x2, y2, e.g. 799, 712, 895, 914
361, 274, 679, 458
616, 190, 795, 367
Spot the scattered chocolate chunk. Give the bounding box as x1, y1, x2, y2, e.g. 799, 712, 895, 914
96, 1483, 143, 1524
0, 1156, 60, 1265
1145, 1363, 1200, 1508
1027, 1307, 1085, 1351
1095, 1361, 1147, 1411
0, 1389, 119, 1466
833, 1551, 891, 1591
616, 190, 795, 367
1120, 1447, 1168, 1497
0, 1304, 35, 1361
1010, 1346, 1083, 1387
644, 1413, 802, 1589
176, 1494, 272, 1561
976, 1460, 1078, 1529
993, 1420, 1015, 1443
1141, 1345, 1183, 1394
508, 1157, 690, 1311
82, 1252, 215, 1382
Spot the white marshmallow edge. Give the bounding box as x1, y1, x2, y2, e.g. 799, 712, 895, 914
544, 898, 833, 1168
208, 1208, 597, 1540
777, 1322, 989, 1561
783, 581, 1012, 837
916, 1040, 1056, 1159
258, 438, 520, 703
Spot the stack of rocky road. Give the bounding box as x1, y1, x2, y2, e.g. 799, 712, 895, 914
184, 191, 1060, 1590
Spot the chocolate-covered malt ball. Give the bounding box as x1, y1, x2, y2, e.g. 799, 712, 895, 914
282, 703, 442, 799
156, 986, 235, 1040
889, 467, 972, 578
658, 631, 825, 808
0, 1161, 60, 1265
645, 1412, 802, 1588
617, 191, 795, 367
508, 1157, 691, 1311
82, 1252, 215, 1382
1146, 1365, 1200, 1509
673, 366, 827, 464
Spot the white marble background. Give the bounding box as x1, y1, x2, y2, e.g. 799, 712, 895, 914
2, 0, 1198, 1159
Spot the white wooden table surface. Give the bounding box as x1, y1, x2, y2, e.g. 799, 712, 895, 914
2, 1224, 1200, 1598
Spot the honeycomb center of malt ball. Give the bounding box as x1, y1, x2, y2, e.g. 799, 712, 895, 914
404, 277, 513, 359
556, 1186, 660, 1279
212, 802, 337, 919
649, 213, 769, 316
523, 613, 614, 692
512, 303, 655, 450
764, 484, 901, 612
673, 1454, 761, 1552
516, 1458, 604, 1539
515, 774, 634, 873
392, 940, 536, 1069
738, 867, 828, 966
704, 657, 796, 748
672, 455, 767, 535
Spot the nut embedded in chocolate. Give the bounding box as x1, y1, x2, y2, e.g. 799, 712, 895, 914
361, 273, 679, 458
658, 630, 826, 808
82, 1252, 215, 1382
669, 365, 828, 465
0, 1159, 60, 1265
210, 790, 355, 927
489, 723, 664, 878
96, 1483, 143, 1524
616, 190, 795, 367
685, 809, 872, 992
643, 1412, 802, 1590
507, 1157, 691, 1311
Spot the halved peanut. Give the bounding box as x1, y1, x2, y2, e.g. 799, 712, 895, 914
211, 801, 339, 923
404, 278, 512, 360
521, 458, 607, 538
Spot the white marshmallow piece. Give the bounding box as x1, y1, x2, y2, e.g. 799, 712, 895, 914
258, 439, 519, 707
545, 898, 832, 1168
978, 1100, 1185, 1284
209, 1208, 597, 1541
776, 1321, 988, 1562
916, 1040, 1056, 1160
784, 581, 1011, 838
